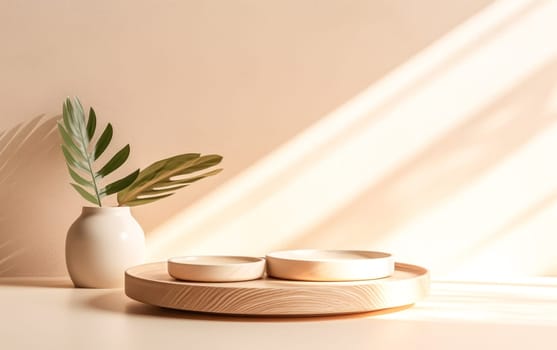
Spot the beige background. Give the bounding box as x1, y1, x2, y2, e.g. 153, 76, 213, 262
1, 0, 556, 279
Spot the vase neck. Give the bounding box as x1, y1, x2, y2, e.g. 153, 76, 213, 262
81, 206, 131, 216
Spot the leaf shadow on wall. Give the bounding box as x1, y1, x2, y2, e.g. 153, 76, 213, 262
0, 115, 65, 277
285, 57, 557, 271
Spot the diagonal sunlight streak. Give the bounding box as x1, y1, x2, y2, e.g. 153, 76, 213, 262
379, 118, 557, 278
147, 0, 556, 265
447, 190, 557, 275
285, 59, 557, 256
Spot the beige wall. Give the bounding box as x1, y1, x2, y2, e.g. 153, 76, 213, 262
5, 0, 555, 279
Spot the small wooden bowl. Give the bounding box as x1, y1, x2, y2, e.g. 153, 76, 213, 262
266, 249, 394, 281
167, 256, 265, 282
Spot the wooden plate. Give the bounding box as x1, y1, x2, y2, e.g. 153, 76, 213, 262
266, 249, 394, 281
167, 256, 265, 282
125, 262, 429, 316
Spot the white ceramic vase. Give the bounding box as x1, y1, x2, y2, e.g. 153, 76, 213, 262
65, 206, 145, 288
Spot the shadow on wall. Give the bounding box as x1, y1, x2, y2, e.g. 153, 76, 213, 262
0, 115, 67, 276
288, 57, 557, 268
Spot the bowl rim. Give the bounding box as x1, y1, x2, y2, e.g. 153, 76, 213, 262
168, 255, 265, 268
265, 249, 392, 263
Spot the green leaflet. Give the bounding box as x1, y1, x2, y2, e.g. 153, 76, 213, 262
94, 123, 112, 160
117, 154, 222, 206
61, 144, 88, 171
71, 183, 99, 206
57, 123, 82, 159
122, 193, 174, 207
67, 166, 93, 188
97, 144, 130, 178
58, 97, 138, 207
156, 169, 222, 187
86, 108, 96, 140
103, 169, 140, 196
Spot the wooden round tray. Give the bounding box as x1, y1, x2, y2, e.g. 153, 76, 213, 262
125, 262, 429, 316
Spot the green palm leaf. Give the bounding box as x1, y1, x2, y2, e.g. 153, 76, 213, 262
117, 154, 222, 207
58, 97, 139, 207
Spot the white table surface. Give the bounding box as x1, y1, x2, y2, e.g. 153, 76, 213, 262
0, 277, 556, 350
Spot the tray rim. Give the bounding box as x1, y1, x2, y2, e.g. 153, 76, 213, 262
127, 261, 426, 287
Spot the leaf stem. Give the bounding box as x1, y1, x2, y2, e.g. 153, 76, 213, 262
86, 154, 103, 207
73, 100, 103, 207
